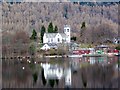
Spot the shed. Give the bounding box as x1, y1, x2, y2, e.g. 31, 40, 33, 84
41, 43, 58, 50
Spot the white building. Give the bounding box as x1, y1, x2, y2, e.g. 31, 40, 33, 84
113, 38, 120, 44
40, 43, 58, 50
43, 25, 71, 44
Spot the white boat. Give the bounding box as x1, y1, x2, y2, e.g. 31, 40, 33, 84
68, 54, 82, 57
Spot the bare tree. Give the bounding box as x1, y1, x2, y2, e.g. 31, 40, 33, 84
2, 2, 118, 45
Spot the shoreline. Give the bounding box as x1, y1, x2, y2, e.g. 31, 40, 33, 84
1, 53, 119, 59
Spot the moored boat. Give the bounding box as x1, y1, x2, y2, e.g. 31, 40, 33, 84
68, 54, 83, 57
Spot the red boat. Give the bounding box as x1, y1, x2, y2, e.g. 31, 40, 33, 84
73, 50, 90, 55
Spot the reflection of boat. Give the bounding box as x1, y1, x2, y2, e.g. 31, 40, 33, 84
82, 54, 107, 57
89, 57, 96, 64
68, 54, 82, 57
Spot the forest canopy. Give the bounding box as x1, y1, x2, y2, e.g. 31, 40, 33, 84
2, 2, 118, 43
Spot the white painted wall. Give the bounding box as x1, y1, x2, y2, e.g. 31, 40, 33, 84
43, 34, 48, 43
43, 25, 71, 44
55, 33, 63, 43
41, 44, 50, 50
64, 25, 71, 43
43, 33, 63, 43
48, 38, 56, 43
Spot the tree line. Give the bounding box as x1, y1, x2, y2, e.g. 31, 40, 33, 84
2, 2, 118, 44
30, 22, 58, 43
2, 2, 118, 35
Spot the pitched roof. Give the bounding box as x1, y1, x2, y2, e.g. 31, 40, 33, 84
45, 33, 57, 38
96, 45, 109, 48
44, 43, 58, 48
44, 33, 67, 38
60, 33, 67, 38
47, 43, 57, 46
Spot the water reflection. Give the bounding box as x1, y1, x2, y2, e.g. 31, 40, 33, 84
41, 63, 72, 88
2, 56, 119, 88
41, 63, 64, 80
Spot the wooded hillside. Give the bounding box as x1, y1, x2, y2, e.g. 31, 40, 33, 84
2, 2, 119, 43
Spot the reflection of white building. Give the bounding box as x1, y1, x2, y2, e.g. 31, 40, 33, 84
41, 63, 64, 80
41, 63, 72, 86
69, 60, 79, 72
64, 68, 71, 86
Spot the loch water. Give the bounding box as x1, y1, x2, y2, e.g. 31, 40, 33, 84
2, 56, 120, 88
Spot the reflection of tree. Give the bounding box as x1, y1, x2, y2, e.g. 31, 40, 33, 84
32, 72, 38, 85
41, 68, 46, 86
49, 79, 55, 88
103, 65, 114, 88
56, 79, 59, 86
81, 67, 87, 88
89, 64, 114, 88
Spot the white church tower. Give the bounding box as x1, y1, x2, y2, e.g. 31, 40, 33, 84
64, 25, 71, 43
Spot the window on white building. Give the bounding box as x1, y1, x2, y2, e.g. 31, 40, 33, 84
51, 39, 53, 42
64, 29, 66, 32
48, 39, 50, 42
67, 29, 69, 32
